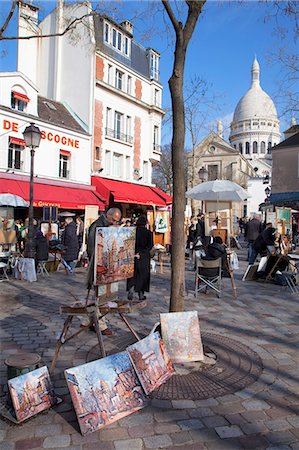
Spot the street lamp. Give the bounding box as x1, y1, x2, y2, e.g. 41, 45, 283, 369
265, 186, 271, 197
198, 166, 208, 182
23, 123, 42, 258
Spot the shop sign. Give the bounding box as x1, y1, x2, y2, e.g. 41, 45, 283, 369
2, 119, 80, 149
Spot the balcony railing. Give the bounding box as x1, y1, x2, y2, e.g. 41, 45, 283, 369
105, 127, 133, 145
153, 143, 162, 153
8, 160, 24, 171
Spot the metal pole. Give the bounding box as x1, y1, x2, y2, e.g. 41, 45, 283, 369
24, 148, 35, 258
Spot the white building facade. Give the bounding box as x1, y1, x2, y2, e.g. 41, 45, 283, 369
16, 1, 163, 187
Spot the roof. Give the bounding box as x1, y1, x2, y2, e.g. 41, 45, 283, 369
38, 97, 87, 134
93, 16, 161, 84
283, 124, 299, 135
232, 58, 278, 122
272, 132, 299, 150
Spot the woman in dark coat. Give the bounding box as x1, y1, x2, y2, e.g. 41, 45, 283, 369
127, 215, 153, 300
61, 217, 79, 268
34, 230, 49, 267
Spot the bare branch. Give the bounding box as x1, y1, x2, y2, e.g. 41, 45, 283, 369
0, 0, 18, 37
162, 0, 180, 33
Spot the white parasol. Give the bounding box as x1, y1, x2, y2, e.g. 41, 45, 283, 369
0, 193, 29, 207
186, 179, 248, 202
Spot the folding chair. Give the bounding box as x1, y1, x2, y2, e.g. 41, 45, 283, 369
195, 257, 222, 298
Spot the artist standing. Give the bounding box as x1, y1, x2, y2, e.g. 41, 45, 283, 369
61, 217, 79, 270
85, 207, 122, 335
127, 215, 153, 300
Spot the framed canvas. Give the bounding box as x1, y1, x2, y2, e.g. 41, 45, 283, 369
94, 226, 136, 285
160, 311, 204, 363
127, 331, 175, 395
65, 351, 147, 435
8, 366, 56, 422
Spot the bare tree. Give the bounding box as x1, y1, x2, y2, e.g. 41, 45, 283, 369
152, 144, 173, 194
162, 0, 206, 312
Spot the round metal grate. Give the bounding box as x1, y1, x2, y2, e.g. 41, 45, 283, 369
87, 332, 263, 401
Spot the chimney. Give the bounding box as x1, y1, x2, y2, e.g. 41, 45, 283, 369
17, 1, 39, 85
121, 20, 133, 35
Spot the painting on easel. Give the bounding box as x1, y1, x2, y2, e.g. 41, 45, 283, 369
127, 331, 175, 395
65, 352, 147, 435
8, 366, 56, 422
160, 311, 204, 363
94, 226, 136, 285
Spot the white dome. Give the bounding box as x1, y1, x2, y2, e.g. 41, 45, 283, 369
233, 58, 278, 122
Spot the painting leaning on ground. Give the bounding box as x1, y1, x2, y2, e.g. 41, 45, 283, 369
8, 366, 56, 422
65, 352, 147, 435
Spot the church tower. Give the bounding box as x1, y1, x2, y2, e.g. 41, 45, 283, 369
229, 58, 280, 161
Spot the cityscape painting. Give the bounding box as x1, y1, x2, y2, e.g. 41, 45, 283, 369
94, 226, 136, 285
8, 366, 56, 422
160, 311, 204, 363
127, 331, 175, 395
65, 351, 147, 435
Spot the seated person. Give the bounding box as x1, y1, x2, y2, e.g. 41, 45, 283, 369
202, 236, 230, 278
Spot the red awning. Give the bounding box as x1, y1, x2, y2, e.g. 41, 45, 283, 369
150, 186, 172, 205
91, 176, 169, 207
12, 91, 30, 102
60, 150, 71, 157
0, 178, 105, 210
10, 137, 26, 146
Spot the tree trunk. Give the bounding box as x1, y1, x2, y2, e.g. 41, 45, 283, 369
169, 29, 187, 312
162, 0, 206, 312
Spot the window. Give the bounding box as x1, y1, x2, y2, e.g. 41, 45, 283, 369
253, 141, 258, 153
11, 92, 26, 111
108, 64, 113, 84
261, 121, 266, 126
253, 122, 258, 126
154, 89, 160, 106
105, 150, 111, 175
208, 165, 218, 181
106, 107, 111, 130
150, 53, 159, 80
261, 141, 265, 153
125, 156, 130, 179
124, 37, 129, 56
117, 32, 122, 51
59, 154, 70, 179
239, 143, 243, 154
104, 23, 109, 43
233, 144, 236, 149
126, 116, 131, 138
113, 153, 122, 177
114, 111, 123, 139
153, 125, 160, 151
95, 146, 100, 161
115, 69, 123, 90
267, 123, 272, 126
8, 143, 22, 170
127, 76, 132, 95
245, 142, 250, 154
112, 29, 117, 47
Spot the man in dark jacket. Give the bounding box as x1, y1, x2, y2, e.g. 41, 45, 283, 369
249, 223, 276, 264
61, 217, 79, 270
244, 214, 262, 262
34, 230, 49, 268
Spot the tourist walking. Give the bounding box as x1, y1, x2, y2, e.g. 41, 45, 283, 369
127, 215, 153, 301
249, 222, 276, 265
244, 214, 262, 262
61, 217, 79, 270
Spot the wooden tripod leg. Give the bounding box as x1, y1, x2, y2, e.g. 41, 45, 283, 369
119, 313, 140, 341
51, 315, 73, 372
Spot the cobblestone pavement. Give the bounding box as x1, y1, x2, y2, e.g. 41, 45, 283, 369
0, 246, 298, 449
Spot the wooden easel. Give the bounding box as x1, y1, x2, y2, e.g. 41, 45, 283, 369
50, 284, 146, 372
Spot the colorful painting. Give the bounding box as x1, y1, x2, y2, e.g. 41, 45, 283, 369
8, 366, 56, 422
65, 352, 147, 435
127, 331, 175, 395
94, 226, 136, 285
160, 311, 204, 363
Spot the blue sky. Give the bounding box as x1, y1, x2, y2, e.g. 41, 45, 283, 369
0, 0, 296, 145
